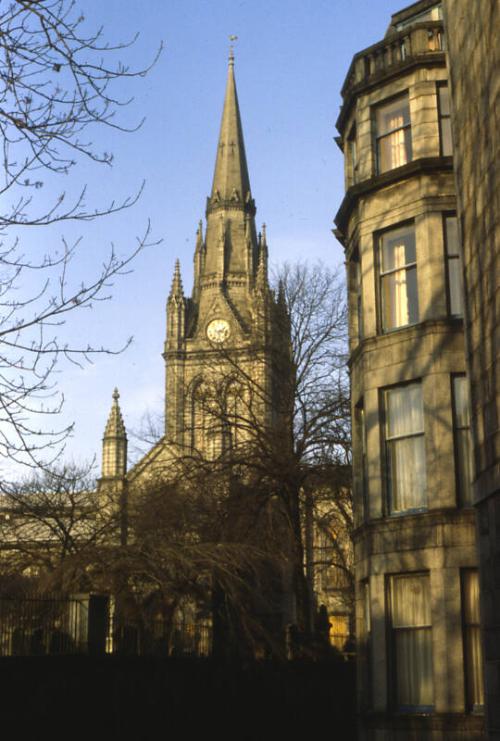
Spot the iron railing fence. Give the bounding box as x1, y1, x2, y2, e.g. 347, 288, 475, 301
0, 593, 93, 656
0, 593, 213, 657
109, 618, 212, 657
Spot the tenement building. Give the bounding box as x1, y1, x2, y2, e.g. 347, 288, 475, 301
443, 2, 500, 737
335, 1, 484, 738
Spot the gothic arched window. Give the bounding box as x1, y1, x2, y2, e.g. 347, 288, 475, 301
190, 381, 207, 454
224, 380, 246, 451
190, 381, 222, 460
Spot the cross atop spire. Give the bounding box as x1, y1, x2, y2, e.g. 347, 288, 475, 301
228, 34, 238, 65
209, 51, 252, 212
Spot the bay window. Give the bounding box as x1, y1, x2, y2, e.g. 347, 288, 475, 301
379, 223, 418, 331
390, 573, 433, 709
384, 382, 426, 513
375, 94, 412, 174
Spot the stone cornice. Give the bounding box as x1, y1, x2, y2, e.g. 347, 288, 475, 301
348, 316, 464, 369
335, 157, 454, 236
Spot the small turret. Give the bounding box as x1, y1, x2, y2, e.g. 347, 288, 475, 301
167, 259, 186, 347
169, 258, 184, 301
102, 388, 127, 478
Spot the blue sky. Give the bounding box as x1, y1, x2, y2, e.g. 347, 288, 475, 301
7, 0, 404, 475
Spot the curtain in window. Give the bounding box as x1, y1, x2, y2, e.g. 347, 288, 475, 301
381, 226, 418, 330
392, 575, 433, 707
376, 96, 411, 173
463, 570, 484, 707
378, 121, 408, 171
387, 384, 426, 511
388, 115, 406, 168
393, 242, 408, 326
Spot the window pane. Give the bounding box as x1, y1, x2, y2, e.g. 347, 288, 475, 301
376, 98, 410, 135
392, 575, 433, 707
386, 384, 426, 512
453, 376, 470, 428
378, 128, 412, 172
376, 96, 411, 173
445, 216, 460, 256
445, 216, 463, 315
453, 376, 473, 504
388, 436, 427, 511
462, 571, 485, 707
381, 227, 416, 270
456, 429, 473, 504
465, 627, 484, 707
382, 265, 418, 328
392, 574, 431, 626
387, 384, 424, 437
363, 581, 371, 633
381, 226, 418, 330
463, 570, 480, 623
447, 257, 463, 315
395, 629, 434, 706
440, 118, 453, 156
438, 85, 450, 116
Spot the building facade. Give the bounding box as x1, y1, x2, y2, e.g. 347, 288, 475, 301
335, 1, 484, 738
443, 2, 500, 738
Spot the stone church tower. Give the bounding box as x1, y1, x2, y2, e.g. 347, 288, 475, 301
97, 52, 294, 649
100, 51, 291, 499
163, 50, 287, 460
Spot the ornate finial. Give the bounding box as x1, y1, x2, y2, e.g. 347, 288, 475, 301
262, 223, 267, 243
104, 387, 127, 439
229, 35, 238, 65
169, 258, 184, 299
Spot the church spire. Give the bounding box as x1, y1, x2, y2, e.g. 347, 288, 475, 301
208, 52, 253, 214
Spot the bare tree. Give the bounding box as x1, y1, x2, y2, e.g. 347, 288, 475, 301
0, 462, 118, 592
0, 1, 161, 471
131, 261, 352, 645
99, 470, 287, 657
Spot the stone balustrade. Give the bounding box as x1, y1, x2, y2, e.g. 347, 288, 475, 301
341, 21, 445, 98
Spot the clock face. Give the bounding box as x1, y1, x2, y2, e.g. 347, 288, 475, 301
206, 319, 230, 343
